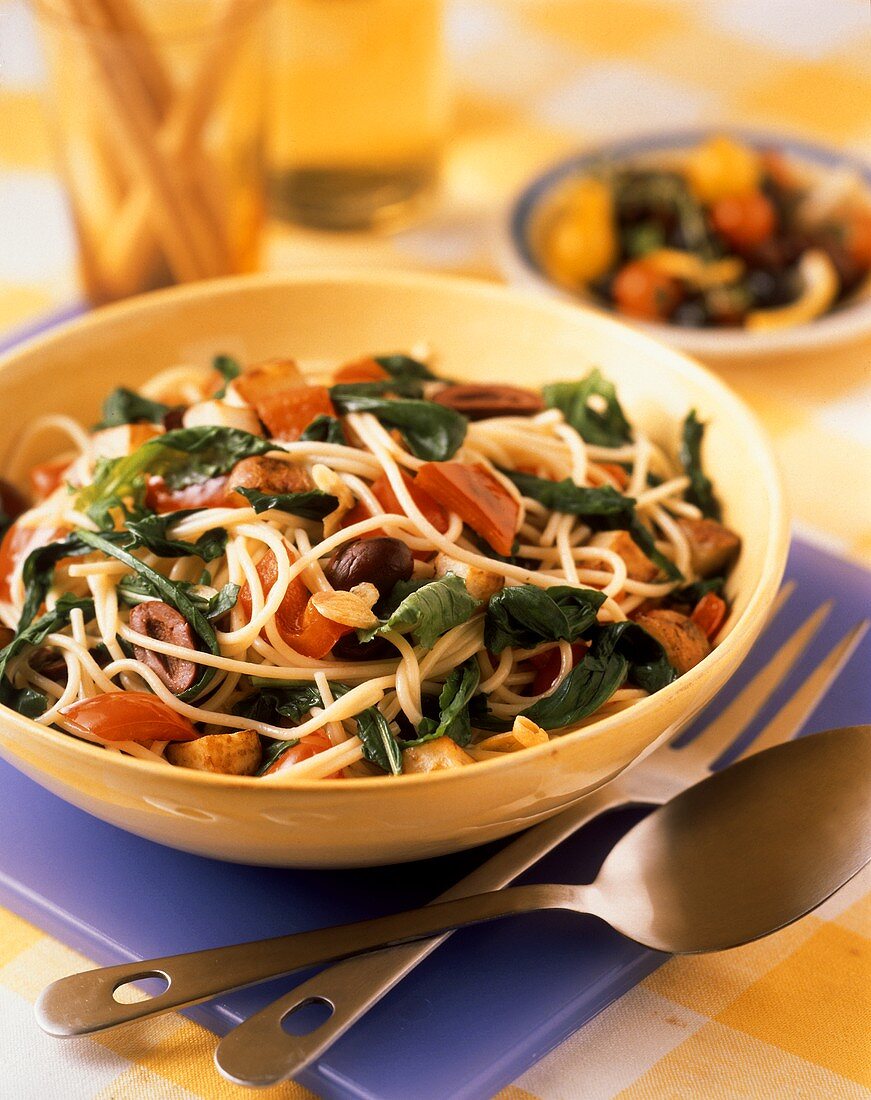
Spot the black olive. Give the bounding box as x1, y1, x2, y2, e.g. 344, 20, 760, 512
745, 268, 798, 310
325, 537, 413, 597
162, 406, 187, 431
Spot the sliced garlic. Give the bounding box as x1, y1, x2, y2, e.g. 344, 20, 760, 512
477, 717, 550, 754
182, 400, 263, 436
311, 587, 379, 628
644, 249, 745, 289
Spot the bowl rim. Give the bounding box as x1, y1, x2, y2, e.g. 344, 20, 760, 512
0, 268, 789, 792
504, 127, 871, 358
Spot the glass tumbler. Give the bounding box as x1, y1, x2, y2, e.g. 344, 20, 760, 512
34, 0, 267, 303
267, 0, 449, 230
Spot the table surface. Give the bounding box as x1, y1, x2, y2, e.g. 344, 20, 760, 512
0, 1, 869, 1097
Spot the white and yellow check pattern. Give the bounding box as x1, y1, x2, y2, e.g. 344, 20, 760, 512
1, 1, 869, 1096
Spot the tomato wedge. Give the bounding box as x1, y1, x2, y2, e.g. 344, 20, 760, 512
238, 545, 351, 658
256, 385, 336, 442
145, 475, 234, 514
691, 592, 727, 638
28, 459, 69, 501
416, 462, 519, 557
0, 521, 64, 604
63, 692, 199, 743
333, 357, 388, 384
263, 730, 343, 778
529, 641, 587, 696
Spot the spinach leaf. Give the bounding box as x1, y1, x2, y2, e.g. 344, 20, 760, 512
359, 574, 480, 650
484, 584, 606, 654
0, 593, 95, 714
329, 393, 466, 462
213, 354, 242, 399
77, 426, 280, 524
235, 680, 327, 725
234, 486, 338, 521
19, 535, 106, 633
300, 415, 347, 446
522, 621, 676, 730
237, 678, 402, 774
468, 693, 512, 733
505, 470, 682, 581
117, 575, 239, 622
543, 369, 633, 447
355, 706, 402, 774
681, 411, 721, 521
256, 737, 300, 776
125, 510, 227, 562
76, 530, 217, 700
403, 659, 480, 747
674, 575, 724, 606
375, 353, 438, 381
331, 379, 425, 401
680, 410, 721, 521
97, 388, 169, 429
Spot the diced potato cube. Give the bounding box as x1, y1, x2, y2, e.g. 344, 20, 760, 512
165, 729, 262, 775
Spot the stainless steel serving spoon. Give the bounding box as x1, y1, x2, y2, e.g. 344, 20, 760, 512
36, 725, 871, 1054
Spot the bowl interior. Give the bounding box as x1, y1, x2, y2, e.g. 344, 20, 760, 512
507, 129, 871, 360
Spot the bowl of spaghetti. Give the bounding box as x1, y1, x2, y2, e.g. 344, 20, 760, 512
0, 271, 787, 866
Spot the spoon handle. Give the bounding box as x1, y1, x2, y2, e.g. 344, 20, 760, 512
35, 882, 581, 1037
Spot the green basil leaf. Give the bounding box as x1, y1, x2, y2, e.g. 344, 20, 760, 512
522, 621, 676, 730
680, 409, 721, 521
505, 470, 682, 582
543, 369, 633, 447
77, 426, 281, 524
374, 353, 438, 381
0, 593, 95, 711
18, 535, 99, 633
355, 706, 402, 774
300, 415, 347, 445
359, 574, 480, 650
201, 582, 240, 621
673, 575, 725, 606
234, 486, 338, 521
330, 378, 425, 401
125, 510, 228, 562
96, 388, 169, 429
76, 529, 217, 701
116, 575, 238, 621
255, 737, 300, 776
330, 393, 467, 461
3, 684, 50, 719
403, 659, 480, 747
213, 354, 242, 399
237, 678, 402, 775
484, 584, 606, 654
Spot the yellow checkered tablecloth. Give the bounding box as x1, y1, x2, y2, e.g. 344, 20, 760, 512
0, 1, 869, 1097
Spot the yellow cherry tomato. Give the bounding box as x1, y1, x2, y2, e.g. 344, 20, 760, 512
543, 178, 617, 287
685, 135, 761, 204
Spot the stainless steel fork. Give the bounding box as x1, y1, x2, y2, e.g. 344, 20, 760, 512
214, 588, 868, 1088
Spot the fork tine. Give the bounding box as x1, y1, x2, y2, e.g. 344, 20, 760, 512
734, 620, 870, 760
678, 599, 833, 764
765, 579, 796, 625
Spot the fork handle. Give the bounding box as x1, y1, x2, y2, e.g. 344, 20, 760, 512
215, 784, 628, 1087
35, 882, 584, 1038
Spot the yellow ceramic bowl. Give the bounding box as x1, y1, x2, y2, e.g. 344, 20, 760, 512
0, 271, 788, 867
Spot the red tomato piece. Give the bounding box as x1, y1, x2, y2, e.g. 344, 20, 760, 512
256, 385, 336, 442
0, 521, 64, 604
845, 209, 871, 270
238, 546, 350, 658
613, 260, 684, 321
594, 462, 629, 490
340, 473, 450, 559
29, 460, 70, 501
262, 730, 343, 777
710, 191, 777, 251
145, 475, 234, 514
63, 692, 199, 743
690, 592, 727, 638
530, 642, 587, 696
333, 358, 389, 385
415, 462, 519, 557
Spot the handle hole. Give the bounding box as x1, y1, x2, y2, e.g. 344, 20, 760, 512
280, 997, 334, 1036
112, 972, 170, 1004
